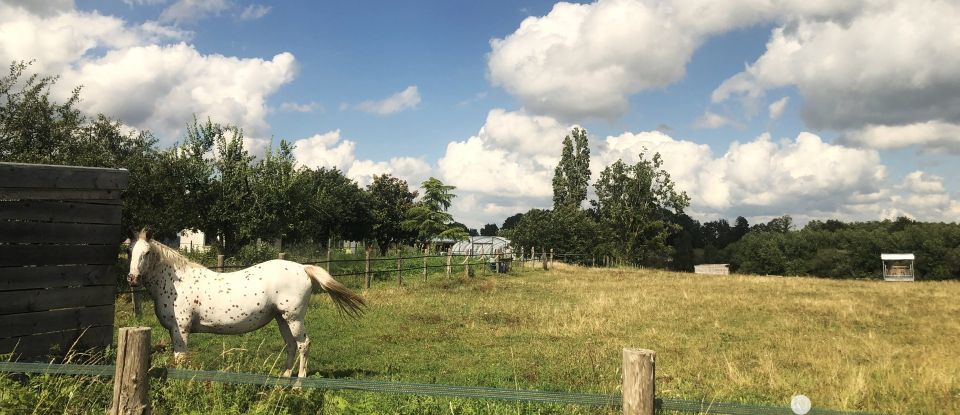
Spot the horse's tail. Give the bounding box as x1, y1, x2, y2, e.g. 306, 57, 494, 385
303, 265, 366, 318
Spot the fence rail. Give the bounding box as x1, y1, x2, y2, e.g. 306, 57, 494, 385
119, 250, 525, 295
0, 360, 881, 415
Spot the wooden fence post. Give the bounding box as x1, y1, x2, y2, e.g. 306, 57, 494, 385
531, 247, 536, 270
549, 248, 554, 267
131, 291, 142, 319
495, 249, 502, 274
364, 246, 371, 289
326, 237, 333, 274
446, 250, 452, 277
464, 251, 470, 278
217, 254, 224, 273
422, 247, 428, 281
278, 252, 285, 260
622, 348, 656, 415
542, 250, 548, 271
111, 327, 152, 415
396, 247, 403, 286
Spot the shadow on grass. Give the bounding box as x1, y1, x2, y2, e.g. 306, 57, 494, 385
311, 366, 380, 378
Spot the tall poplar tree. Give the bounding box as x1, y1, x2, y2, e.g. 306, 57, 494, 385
552, 127, 591, 210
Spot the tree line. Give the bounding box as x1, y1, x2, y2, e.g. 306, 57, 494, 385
489, 126, 960, 279
0, 61, 466, 255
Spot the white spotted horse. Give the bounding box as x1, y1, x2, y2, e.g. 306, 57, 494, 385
127, 231, 365, 377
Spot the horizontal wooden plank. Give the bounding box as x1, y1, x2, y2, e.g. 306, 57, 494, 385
0, 200, 122, 224
0, 325, 113, 360
0, 222, 122, 245
0, 244, 119, 266
0, 188, 122, 200
0, 285, 115, 315
0, 163, 128, 190
0, 305, 115, 339
0, 265, 116, 291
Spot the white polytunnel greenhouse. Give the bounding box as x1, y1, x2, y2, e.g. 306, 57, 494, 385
450, 236, 512, 256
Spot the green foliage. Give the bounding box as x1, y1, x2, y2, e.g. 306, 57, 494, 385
0, 61, 84, 165
248, 140, 308, 245
727, 218, 960, 279
591, 152, 690, 266
367, 174, 418, 255
233, 240, 282, 265
301, 167, 373, 244
500, 213, 523, 230
551, 127, 590, 210
403, 177, 467, 246
510, 208, 598, 261
479, 223, 498, 236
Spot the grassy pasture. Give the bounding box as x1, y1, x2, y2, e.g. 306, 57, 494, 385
4, 264, 959, 414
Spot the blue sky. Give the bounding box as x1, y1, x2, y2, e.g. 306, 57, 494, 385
4, 0, 959, 227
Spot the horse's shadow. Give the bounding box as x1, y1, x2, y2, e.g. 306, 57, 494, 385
311, 367, 379, 378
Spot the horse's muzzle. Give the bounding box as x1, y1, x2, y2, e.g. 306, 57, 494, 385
127, 273, 140, 287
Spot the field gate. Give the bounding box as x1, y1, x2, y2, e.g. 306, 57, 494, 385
0, 162, 128, 360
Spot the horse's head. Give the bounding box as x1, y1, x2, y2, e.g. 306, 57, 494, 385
128, 229, 154, 286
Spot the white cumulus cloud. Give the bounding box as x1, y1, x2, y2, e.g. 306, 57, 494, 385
487, 0, 859, 121
59, 44, 296, 143
160, 0, 231, 25
0, 2, 296, 147
768, 97, 789, 120
290, 129, 430, 188
278, 101, 322, 113
712, 1, 960, 152
238, 4, 270, 21
353, 86, 421, 115
841, 121, 960, 153
693, 111, 740, 129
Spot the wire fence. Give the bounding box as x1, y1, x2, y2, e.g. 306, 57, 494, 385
119, 247, 555, 294
0, 361, 883, 415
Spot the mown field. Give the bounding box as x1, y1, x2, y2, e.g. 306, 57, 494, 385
3, 264, 959, 414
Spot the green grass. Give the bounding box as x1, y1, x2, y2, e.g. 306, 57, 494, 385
4, 264, 959, 414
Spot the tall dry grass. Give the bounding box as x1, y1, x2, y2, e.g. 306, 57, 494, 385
5, 263, 957, 414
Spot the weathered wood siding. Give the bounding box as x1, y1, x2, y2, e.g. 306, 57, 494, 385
0, 162, 127, 360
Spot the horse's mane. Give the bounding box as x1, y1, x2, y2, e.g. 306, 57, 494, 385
148, 240, 205, 271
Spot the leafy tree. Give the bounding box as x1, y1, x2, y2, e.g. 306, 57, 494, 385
0, 61, 185, 240
367, 174, 418, 255
510, 208, 598, 262
766, 215, 793, 233
207, 124, 256, 254
552, 127, 590, 209
480, 223, 499, 236
702, 219, 732, 248
403, 177, 468, 247
249, 140, 308, 246
449, 222, 477, 238
0, 61, 84, 164
732, 216, 750, 241
501, 213, 524, 230
301, 167, 372, 245
591, 152, 690, 266
730, 232, 787, 275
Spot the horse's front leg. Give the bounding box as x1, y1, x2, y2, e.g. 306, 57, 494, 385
170, 326, 190, 366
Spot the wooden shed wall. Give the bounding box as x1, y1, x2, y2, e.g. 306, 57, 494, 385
0, 162, 127, 359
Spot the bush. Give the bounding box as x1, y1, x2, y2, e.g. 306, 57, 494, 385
232, 241, 281, 266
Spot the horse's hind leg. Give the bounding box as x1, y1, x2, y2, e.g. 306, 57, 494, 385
284, 317, 310, 378
275, 316, 297, 377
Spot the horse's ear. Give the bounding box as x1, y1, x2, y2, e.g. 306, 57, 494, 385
139, 227, 154, 241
